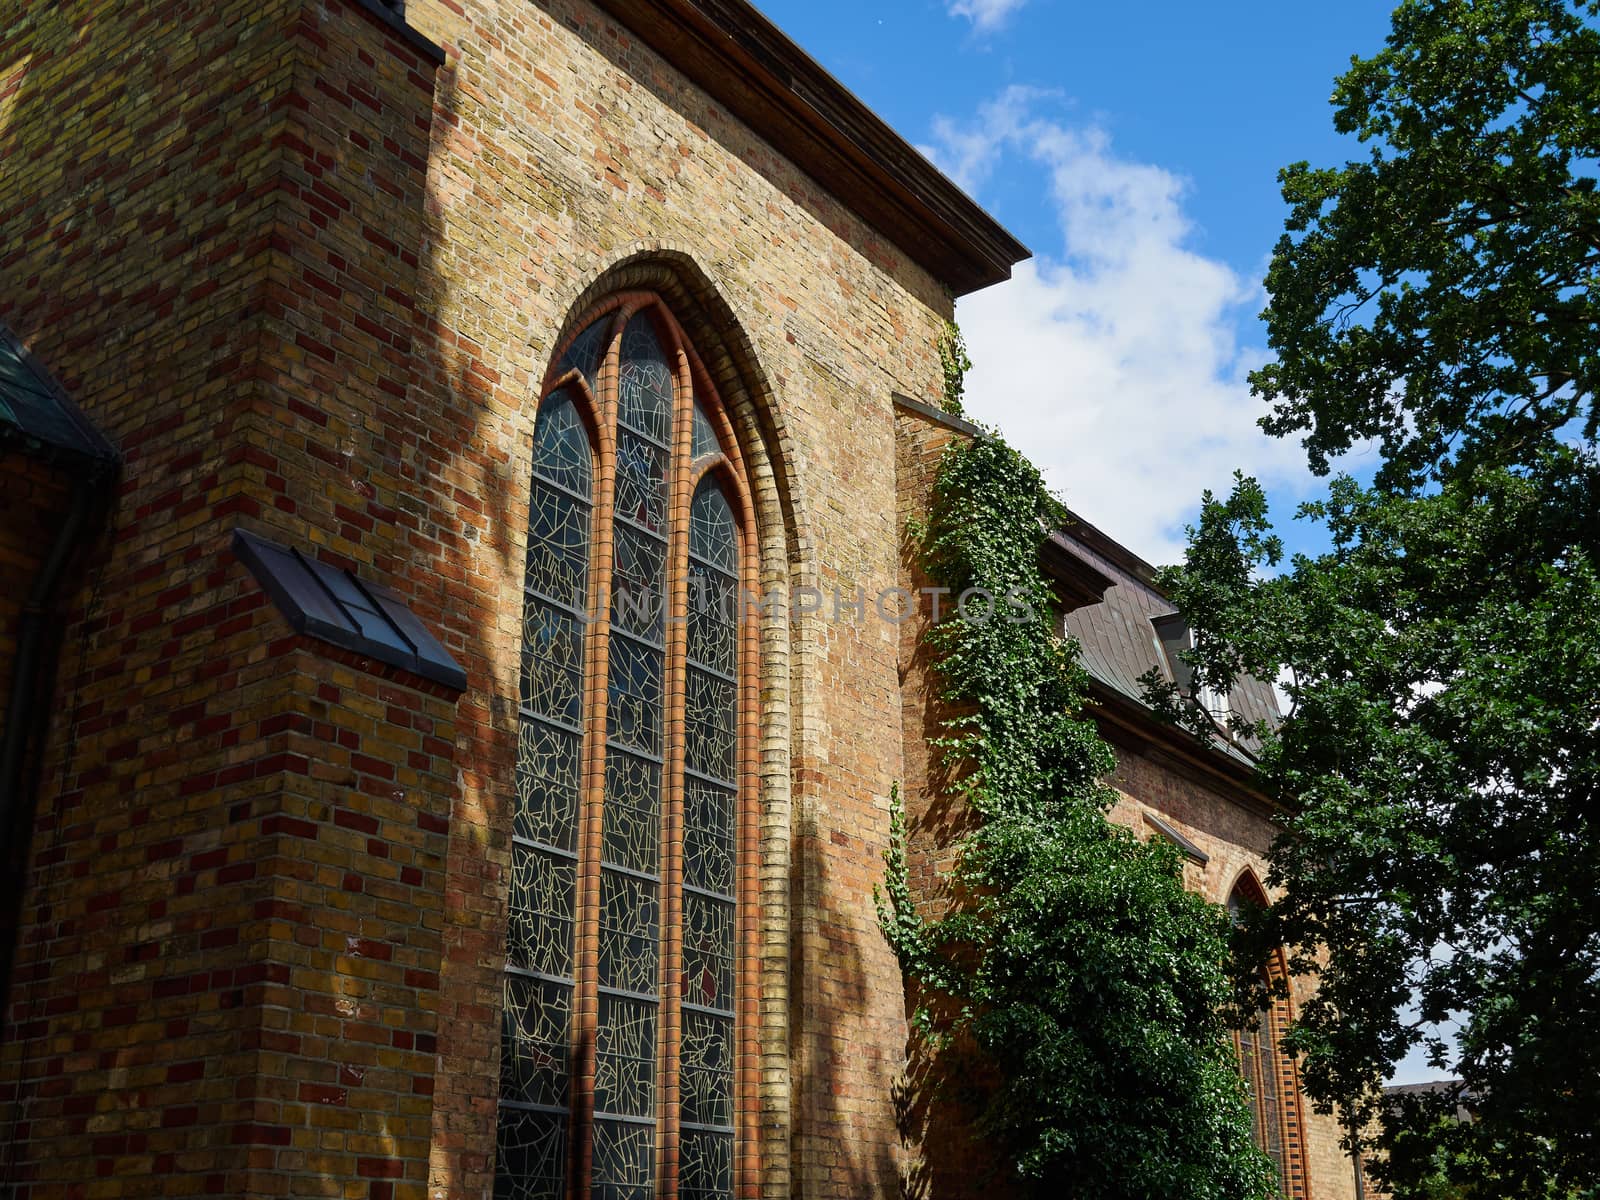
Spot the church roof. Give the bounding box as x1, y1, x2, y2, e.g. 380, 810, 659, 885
0, 318, 117, 466
1047, 510, 1282, 772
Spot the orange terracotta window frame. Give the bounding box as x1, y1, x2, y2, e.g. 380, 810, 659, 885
1230, 873, 1311, 1200
500, 290, 763, 1200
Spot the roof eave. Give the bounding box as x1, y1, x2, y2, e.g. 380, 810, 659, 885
588, 0, 1029, 295
1086, 679, 1284, 816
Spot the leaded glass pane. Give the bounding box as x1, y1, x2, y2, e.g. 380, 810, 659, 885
521, 601, 586, 728
688, 486, 737, 575
686, 566, 737, 679
501, 975, 571, 1107
603, 750, 661, 877
508, 844, 577, 978
690, 397, 720, 461
593, 1119, 655, 1200
617, 315, 673, 445
496, 1107, 567, 1200
685, 668, 736, 783
684, 780, 735, 896
526, 481, 590, 610
611, 523, 666, 643
514, 719, 582, 852
558, 318, 610, 395
681, 893, 734, 1012
509, 301, 751, 1200
600, 868, 660, 995
680, 1009, 733, 1128
615, 429, 668, 536
679, 1130, 733, 1200
595, 993, 658, 1118
607, 633, 663, 756
533, 390, 593, 498
678, 473, 738, 1194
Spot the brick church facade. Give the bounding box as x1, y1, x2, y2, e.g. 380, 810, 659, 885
0, 2, 1362, 1197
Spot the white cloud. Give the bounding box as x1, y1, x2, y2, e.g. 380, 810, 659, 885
932, 88, 1312, 565
946, 0, 1028, 33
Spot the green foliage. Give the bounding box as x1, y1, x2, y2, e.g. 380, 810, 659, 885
1166, 460, 1600, 1200
937, 320, 973, 417
1160, 4, 1600, 1196
1254, 0, 1599, 490
878, 435, 1276, 1200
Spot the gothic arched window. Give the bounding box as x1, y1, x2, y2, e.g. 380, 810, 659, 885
1228, 876, 1308, 1200
497, 295, 756, 1200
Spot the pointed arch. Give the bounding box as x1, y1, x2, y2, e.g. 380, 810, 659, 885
536, 252, 807, 1191
1227, 865, 1270, 910
500, 281, 791, 1200
545, 246, 810, 580
1227, 872, 1311, 1200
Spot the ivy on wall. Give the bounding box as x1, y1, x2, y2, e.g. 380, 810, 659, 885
878, 433, 1276, 1200
937, 321, 972, 418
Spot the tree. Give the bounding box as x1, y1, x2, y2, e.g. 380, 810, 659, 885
879, 436, 1276, 1200
1157, 2, 1600, 1196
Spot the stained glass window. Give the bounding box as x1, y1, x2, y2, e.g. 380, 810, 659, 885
1229, 881, 1303, 1199
690, 397, 719, 461
500, 387, 593, 1200
498, 303, 748, 1200
680, 481, 739, 1197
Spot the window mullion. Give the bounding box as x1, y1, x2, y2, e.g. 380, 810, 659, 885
569, 313, 626, 1200
657, 335, 696, 1198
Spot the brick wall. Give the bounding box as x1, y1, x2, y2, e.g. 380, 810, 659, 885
0, 1, 454, 1195
1103, 741, 1361, 1200
2, 2, 1363, 1198
3, 0, 951, 1196
0, 457, 75, 1007
892, 400, 1008, 1200
0, 458, 68, 744
385, 2, 953, 1195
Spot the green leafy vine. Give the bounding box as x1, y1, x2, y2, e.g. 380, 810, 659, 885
937, 320, 972, 418
877, 434, 1276, 1200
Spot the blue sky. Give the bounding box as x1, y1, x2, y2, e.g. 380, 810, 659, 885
760, 0, 1454, 1087
759, 0, 1398, 565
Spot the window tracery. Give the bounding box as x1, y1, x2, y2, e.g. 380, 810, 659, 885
497, 297, 752, 1200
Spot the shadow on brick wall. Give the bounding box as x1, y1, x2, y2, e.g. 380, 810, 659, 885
792, 806, 903, 1199
402, 57, 524, 1200
891, 505, 1011, 1200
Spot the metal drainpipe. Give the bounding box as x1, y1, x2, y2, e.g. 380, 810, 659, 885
0, 464, 112, 1018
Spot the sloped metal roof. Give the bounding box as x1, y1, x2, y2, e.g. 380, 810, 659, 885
233, 529, 467, 691
0, 319, 116, 465
1052, 521, 1280, 768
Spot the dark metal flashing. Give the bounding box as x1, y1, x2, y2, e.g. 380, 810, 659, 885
1041, 532, 1116, 614
891, 391, 987, 439
233, 528, 466, 691
0, 319, 118, 468
348, 0, 446, 65
1144, 811, 1209, 865
589, 0, 1029, 295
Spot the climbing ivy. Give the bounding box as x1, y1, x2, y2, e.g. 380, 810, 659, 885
877, 434, 1276, 1200
937, 320, 972, 417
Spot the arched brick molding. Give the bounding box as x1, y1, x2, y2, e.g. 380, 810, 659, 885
1229, 869, 1313, 1200
519, 249, 810, 1197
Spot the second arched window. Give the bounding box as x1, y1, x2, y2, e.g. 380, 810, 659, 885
1229, 878, 1309, 1200
497, 296, 756, 1200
